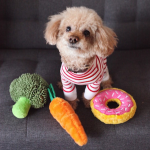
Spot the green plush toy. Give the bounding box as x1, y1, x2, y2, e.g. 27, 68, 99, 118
9, 73, 49, 119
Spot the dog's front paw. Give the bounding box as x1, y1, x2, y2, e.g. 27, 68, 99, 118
67, 98, 79, 110
82, 93, 91, 108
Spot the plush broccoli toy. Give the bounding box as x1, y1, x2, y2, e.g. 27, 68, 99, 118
9, 73, 49, 119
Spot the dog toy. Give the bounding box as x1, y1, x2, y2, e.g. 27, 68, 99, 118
48, 84, 88, 146
90, 88, 137, 124
9, 73, 49, 118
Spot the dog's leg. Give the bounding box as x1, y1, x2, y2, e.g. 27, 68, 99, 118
82, 82, 101, 108
60, 79, 79, 110
82, 68, 113, 108
101, 67, 113, 89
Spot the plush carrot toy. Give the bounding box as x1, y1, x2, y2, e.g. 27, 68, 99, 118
48, 84, 88, 146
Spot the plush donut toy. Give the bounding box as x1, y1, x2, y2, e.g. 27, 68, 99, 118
90, 88, 137, 124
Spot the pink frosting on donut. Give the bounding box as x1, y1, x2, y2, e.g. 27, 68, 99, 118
93, 89, 133, 115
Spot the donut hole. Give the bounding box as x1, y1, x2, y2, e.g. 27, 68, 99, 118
107, 101, 119, 109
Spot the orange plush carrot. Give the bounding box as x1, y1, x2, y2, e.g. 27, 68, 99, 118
48, 84, 88, 146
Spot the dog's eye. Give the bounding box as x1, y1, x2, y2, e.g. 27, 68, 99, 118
66, 26, 71, 32
83, 30, 90, 37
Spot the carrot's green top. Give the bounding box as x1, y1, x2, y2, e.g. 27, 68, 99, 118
48, 84, 56, 101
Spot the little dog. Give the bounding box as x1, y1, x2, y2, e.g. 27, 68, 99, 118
44, 7, 117, 110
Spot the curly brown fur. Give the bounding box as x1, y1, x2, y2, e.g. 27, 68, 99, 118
101, 76, 113, 89
57, 81, 63, 90
67, 98, 79, 110
82, 93, 91, 108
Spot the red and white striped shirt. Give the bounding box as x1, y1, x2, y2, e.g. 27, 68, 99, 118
60, 56, 107, 101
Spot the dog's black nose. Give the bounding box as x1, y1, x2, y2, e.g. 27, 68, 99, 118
69, 36, 79, 44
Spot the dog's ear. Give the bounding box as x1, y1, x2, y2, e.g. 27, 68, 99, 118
94, 25, 117, 57
44, 14, 63, 45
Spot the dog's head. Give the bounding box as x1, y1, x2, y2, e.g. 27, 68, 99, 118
44, 7, 117, 69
